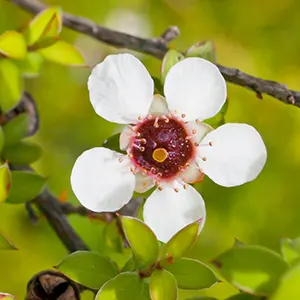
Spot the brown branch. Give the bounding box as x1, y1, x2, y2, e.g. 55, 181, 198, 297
9, 0, 300, 107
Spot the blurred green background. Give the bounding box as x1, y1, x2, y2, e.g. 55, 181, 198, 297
1, 0, 300, 298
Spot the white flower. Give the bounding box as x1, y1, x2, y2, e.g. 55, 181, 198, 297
71, 54, 267, 243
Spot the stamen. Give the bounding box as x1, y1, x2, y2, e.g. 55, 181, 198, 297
202, 157, 207, 161
174, 187, 179, 193
209, 141, 213, 146
196, 119, 201, 125
181, 113, 186, 118
194, 142, 199, 146
130, 167, 137, 174
154, 117, 159, 128
138, 116, 143, 121
133, 144, 144, 152
192, 129, 197, 134
151, 167, 157, 174
127, 153, 133, 158
162, 115, 169, 123
135, 132, 141, 137
118, 157, 124, 163
183, 184, 187, 190
185, 136, 191, 140
141, 138, 147, 144
158, 186, 163, 191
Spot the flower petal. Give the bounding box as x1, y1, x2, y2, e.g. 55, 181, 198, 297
164, 58, 226, 121
134, 172, 154, 193
181, 161, 204, 183
88, 54, 154, 124
71, 147, 136, 212
197, 123, 267, 187
185, 121, 213, 142
120, 125, 133, 151
148, 94, 169, 116
143, 184, 206, 242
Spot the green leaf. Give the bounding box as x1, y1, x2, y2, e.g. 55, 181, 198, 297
24, 7, 62, 48
103, 220, 123, 253
186, 40, 216, 63
150, 269, 177, 300
0, 31, 27, 59
186, 298, 218, 300
39, 41, 85, 66
16, 52, 44, 78
96, 272, 144, 300
271, 262, 300, 300
160, 221, 200, 264
121, 216, 159, 270
204, 101, 228, 128
2, 141, 42, 165
122, 256, 136, 272
281, 237, 300, 265
0, 293, 16, 300
225, 294, 262, 300
212, 245, 289, 296
0, 60, 23, 113
0, 163, 11, 203
103, 133, 123, 153
56, 251, 119, 289
152, 76, 164, 95
0, 231, 17, 250
161, 49, 184, 83
0, 126, 4, 154
2, 113, 29, 146
6, 171, 46, 204
165, 258, 218, 290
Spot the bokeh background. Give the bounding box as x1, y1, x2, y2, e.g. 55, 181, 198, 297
1, 0, 300, 298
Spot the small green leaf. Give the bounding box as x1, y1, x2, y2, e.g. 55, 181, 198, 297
0, 293, 16, 299
0, 60, 23, 113
0, 163, 11, 203
56, 251, 119, 289
186, 297, 218, 300
0, 31, 27, 59
281, 237, 300, 265
212, 245, 289, 296
150, 269, 177, 300
0, 126, 4, 154
24, 7, 62, 48
16, 52, 44, 78
122, 256, 136, 272
6, 171, 46, 204
0, 231, 17, 250
160, 221, 200, 264
96, 272, 144, 300
2, 141, 42, 165
186, 41, 216, 63
161, 49, 184, 83
225, 294, 262, 300
271, 262, 300, 300
103, 220, 123, 253
152, 76, 164, 95
103, 133, 123, 153
204, 101, 228, 128
165, 258, 217, 290
121, 216, 159, 270
2, 113, 29, 146
39, 41, 85, 66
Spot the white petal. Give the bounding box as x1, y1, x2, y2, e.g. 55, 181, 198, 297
143, 185, 206, 242
148, 94, 169, 116
197, 123, 267, 187
71, 147, 136, 212
88, 54, 154, 124
164, 58, 226, 121
181, 161, 204, 183
119, 125, 133, 151
185, 121, 213, 142
134, 172, 154, 193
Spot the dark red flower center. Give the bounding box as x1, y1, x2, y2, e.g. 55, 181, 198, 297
130, 117, 195, 181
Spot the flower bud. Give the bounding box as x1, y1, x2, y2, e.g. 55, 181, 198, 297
186, 40, 216, 63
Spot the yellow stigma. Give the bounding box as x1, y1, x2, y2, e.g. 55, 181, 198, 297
152, 148, 168, 163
